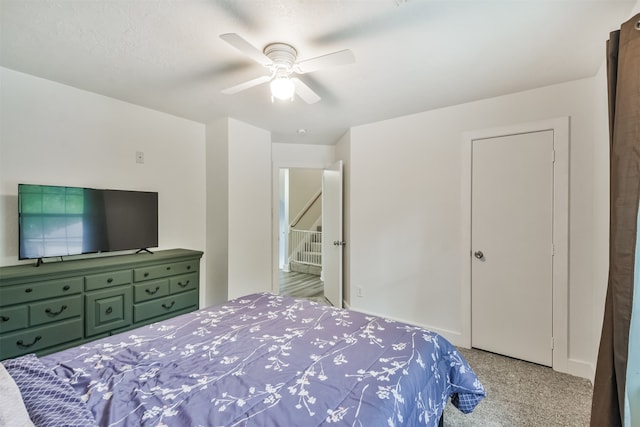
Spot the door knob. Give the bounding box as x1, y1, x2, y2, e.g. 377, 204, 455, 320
474, 251, 484, 259
333, 241, 346, 246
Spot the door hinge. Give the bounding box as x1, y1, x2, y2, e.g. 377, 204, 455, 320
551, 149, 556, 163
551, 244, 555, 256
550, 337, 555, 349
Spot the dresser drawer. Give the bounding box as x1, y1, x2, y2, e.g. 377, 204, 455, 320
134, 260, 198, 282
134, 290, 197, 323
169, 273, 198, 294
133, 279, 169, 303
0, 277, 83, 306
85, 270, 132, 291
85, 286, 132, 337
0, 306, 28, 333
30, 295, 82, 326
0, 318, 83, 360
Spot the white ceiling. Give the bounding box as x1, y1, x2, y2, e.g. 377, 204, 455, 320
1, 1, 635, 145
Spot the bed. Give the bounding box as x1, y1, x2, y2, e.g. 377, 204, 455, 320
1, 292, 485, 426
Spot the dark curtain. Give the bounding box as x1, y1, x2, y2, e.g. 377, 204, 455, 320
590, 13, 640, 427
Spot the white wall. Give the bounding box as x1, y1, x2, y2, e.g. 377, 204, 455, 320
289, 168, 323, 230
347, 76, 606, 379
226, 118, 272, 299
0, 67, 208, 302
205, 118, 229, 306
205, 117, 273, 303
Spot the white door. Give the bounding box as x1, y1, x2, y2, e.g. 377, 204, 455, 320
322, 161, 343, 308
279, 169, 289, 270
471, 131, 554, 366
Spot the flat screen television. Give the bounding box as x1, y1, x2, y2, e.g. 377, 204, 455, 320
18, 184, 158, 262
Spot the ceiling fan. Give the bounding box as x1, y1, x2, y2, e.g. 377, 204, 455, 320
219, 33, 355, 104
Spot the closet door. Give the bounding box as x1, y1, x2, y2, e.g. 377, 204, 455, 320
471, 130, 554, 366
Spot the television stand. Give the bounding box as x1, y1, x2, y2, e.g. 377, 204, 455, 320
35, 258, 44, 267
136, 248, 154, 254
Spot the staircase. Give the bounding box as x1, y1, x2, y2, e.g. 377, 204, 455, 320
289, 226, 322, 276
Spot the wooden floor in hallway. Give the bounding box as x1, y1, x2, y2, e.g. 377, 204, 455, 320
279, 270, 331, 305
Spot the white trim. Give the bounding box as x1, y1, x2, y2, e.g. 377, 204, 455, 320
567, 358, 595, 384
461, 117, 570, 374
347, 307, 464, 346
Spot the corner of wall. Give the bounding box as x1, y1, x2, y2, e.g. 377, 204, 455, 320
205, 118, 230, 306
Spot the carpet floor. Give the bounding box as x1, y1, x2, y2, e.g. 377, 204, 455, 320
444, 348, 593, 426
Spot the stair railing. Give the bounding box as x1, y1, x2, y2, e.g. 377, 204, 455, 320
289, 229, 322, 266
290, 189, 321, 228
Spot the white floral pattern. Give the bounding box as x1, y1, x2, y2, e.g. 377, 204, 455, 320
40, 293, 485, 426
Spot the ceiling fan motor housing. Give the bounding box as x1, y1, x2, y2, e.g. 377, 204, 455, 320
264, 43, 297, 75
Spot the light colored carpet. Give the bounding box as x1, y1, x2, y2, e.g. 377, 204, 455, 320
444, 348, 593, 427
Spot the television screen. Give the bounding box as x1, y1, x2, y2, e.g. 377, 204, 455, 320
18, 184, 158, 260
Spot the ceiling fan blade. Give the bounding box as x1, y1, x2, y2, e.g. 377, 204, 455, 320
221, 75, 271, 94
291, 78, 321, 104
295, 49, 355, 74
220, 33, 272, 66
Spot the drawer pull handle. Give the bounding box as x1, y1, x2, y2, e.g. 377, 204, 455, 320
63, 285, 70, 291
25, 288, 33, 293
0, 315, 10, 322
106, 307, 113, 315
144, 272, 150, 277
107, 278, 113, 283
178, 280, 190, 288
162, 301, 175, 310
17, 335, 41, 349
187, 265, 192, 270
145, 286, 160, 295
166, 266, 171, 270
45, 305, 68, 316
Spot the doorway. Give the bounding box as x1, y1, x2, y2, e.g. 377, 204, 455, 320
278, 167, 326, 301
461, 117, 569, 372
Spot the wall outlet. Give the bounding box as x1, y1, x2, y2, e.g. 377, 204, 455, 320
356, 286, 364, 297
136, 151, 144, 164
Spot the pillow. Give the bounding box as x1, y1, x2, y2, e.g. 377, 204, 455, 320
1, 354, 98, 427
0, 362, 34, 427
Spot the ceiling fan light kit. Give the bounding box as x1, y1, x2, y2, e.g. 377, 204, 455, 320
220, 33, 355, 105
270, 77, 295, 101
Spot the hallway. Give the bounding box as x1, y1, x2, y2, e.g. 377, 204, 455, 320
279, 270, 331, 305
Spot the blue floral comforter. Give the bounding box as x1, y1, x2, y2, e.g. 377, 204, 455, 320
35, 293, 485, 426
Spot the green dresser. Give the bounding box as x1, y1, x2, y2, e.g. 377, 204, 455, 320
0, 249, 203, 360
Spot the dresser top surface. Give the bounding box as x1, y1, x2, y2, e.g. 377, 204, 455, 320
0, 249, 203, 284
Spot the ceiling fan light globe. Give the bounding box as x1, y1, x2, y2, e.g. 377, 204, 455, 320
270, 77, 295, 101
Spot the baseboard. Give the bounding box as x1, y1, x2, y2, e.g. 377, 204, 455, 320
343, 304, 463, 346
567, 358, 595, 383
